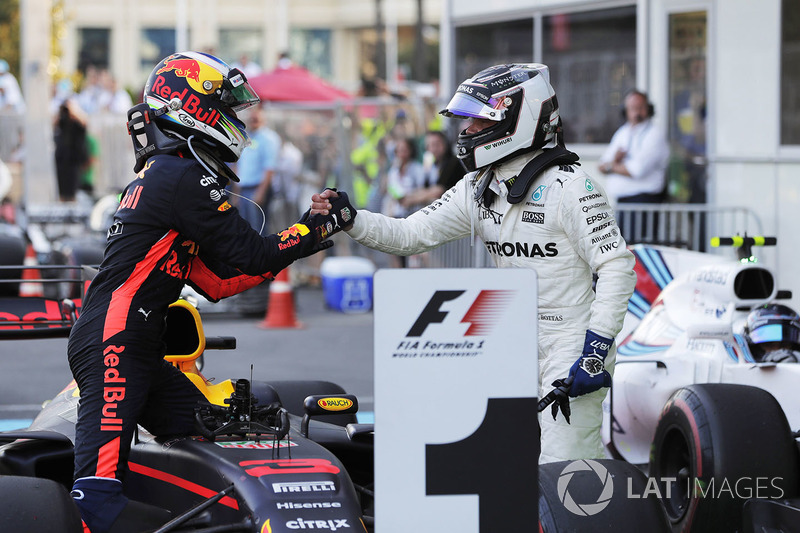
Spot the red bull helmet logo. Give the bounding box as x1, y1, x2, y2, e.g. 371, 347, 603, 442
156, 57, 201, 82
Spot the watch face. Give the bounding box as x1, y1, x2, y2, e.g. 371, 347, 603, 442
580, 355, 605, 377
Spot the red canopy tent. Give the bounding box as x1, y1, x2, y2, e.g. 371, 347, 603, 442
247, 66, 352, 102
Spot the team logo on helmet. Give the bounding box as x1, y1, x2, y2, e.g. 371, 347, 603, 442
157, 57, 201, 82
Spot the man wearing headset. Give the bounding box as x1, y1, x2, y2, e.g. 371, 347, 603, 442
598, 89, 670, 204
312, 63, 636, 464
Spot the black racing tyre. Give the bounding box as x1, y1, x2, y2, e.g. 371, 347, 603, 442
0, 475, 82, 532
649, 384, 799, 533
266, 380, 358, 427
539, 458, 670, 532
0, 232, 25, 296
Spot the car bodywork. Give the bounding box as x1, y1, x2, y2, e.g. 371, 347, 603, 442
0, 288, 375, 532
603, 240, 800, 465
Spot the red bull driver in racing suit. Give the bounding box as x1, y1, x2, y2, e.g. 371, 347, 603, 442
67, 51, 356, 533
312, 64, 635, 464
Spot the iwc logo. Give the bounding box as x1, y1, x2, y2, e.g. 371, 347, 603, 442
580, 355, 605, 376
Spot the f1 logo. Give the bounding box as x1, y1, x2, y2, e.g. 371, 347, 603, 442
406, 290, 514, 337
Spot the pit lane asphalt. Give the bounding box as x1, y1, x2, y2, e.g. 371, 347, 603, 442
0, 285, 375, 428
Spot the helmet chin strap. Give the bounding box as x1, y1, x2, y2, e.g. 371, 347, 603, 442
187, 135, 267, 235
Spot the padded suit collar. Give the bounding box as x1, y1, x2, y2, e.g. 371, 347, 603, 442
474, 145, 580, 205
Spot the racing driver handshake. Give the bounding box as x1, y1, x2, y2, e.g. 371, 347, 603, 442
312, 63, 635, 464
67, 51, 356, 533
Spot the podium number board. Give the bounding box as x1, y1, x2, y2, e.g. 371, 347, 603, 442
374, 268, 539, 532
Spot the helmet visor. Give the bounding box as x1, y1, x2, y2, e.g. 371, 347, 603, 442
440, 92, 504, 121
221, 69, 260, 112
749, 322, 800, 345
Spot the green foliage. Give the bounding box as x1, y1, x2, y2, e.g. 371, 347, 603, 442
0, 0, 20, 79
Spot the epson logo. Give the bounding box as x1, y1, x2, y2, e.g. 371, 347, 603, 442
521, 211, 545, 224
485, 241, 558, 258
272, 481, 336, 493
484, 137, 512, 150
586, 212, 609, 225
277, 502, 342, 510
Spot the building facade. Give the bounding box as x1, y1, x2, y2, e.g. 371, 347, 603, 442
59, 0, 443, 94
441, 0, 800, 311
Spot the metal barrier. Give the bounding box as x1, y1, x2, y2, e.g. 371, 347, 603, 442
417, 203, 763, 268
614, 203, 763, 252
0, 112, 24, 162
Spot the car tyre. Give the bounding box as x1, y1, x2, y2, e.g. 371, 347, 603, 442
649, 384, 799, 533
0, 475, 82, 532
539, 458, 670, 532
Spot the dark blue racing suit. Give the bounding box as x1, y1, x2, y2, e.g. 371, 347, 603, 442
67, 153, 315, 488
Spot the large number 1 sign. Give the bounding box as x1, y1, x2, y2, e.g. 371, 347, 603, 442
374, 269, 539, 532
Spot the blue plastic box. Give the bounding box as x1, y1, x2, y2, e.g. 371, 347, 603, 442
320, 257, 376, 313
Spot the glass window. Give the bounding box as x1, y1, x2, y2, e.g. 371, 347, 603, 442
543, 7, 637, 144
668, 11, 707, 203
78, 28, 111, 73
219, 28, 263, 77
139, 28, 177, 84
290, 28, 333, 79
454, 19, 534, 88
397, 24, 440, 83
781, 0, 800, 145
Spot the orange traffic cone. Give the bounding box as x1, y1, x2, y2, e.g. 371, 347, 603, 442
19, 244, 44, 297
259, 268, 303, 329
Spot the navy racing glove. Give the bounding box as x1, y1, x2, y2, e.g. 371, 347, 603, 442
299, 189, 357, 241
567, 330, 613, 397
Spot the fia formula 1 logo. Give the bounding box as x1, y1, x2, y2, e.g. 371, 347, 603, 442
406, 290, 514, 337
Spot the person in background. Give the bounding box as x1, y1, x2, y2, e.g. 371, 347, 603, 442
53, 98, 90, 202
383, 136, 425, 220
0, 59, 25, 113
401, 129, 466, 208
312, 63, 636, 463
234, 106, 281, 234
598, 89, 670, 204
231, 53, 262, 79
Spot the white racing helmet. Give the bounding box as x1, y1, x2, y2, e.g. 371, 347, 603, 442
440, 63, 561, 172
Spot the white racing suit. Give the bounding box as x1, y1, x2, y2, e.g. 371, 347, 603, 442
346, 150, 636, 463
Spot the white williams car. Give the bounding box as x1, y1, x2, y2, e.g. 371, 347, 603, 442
602, 237, 800, 532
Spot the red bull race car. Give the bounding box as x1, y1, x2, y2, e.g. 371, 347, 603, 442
0, 271, 374, 532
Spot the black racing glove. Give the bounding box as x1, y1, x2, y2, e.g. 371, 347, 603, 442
299, 189, 357, 240
538, 375, 573, 424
